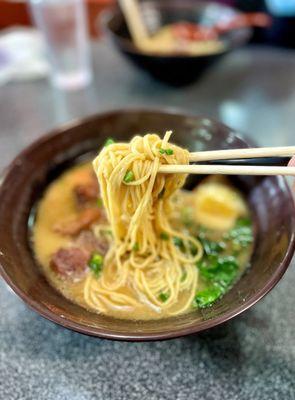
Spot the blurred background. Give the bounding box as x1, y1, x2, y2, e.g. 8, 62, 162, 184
1, 0, 295, 45
0, 0, 295, 158
0, 0, 295, 162
1, 2, 295, 399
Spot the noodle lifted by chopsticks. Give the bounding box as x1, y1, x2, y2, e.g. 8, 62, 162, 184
86, 132, 203, 316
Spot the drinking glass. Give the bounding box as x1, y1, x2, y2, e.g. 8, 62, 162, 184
29, 0, 92, 89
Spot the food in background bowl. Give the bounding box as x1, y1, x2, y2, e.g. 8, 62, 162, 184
140, 22, 225, 56
137, 13, 270, 56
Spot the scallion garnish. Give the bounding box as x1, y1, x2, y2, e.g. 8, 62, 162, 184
159, 292, 169, 302
104, 138, 115, 147
165, 148, 174, 155
88, 252, 103, 277
159, 148, 174, 155
193, 285, 223, 308
123, 170, 135, 183
181, 271, 187, 282
133, 242, 139, 251
97, 198, 103, 207
160, 232, 169, 240
173, 236, 185, 251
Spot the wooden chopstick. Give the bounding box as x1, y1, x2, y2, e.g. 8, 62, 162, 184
158, 164, 295, 176
189, 146, 295, 162
118, 0, 150, 47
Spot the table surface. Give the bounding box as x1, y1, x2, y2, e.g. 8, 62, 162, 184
0, 42, 295, 400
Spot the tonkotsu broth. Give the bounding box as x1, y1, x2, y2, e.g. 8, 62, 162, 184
33, 162, 253, 320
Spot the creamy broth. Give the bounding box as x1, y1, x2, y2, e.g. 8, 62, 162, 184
33, 163, 253, 320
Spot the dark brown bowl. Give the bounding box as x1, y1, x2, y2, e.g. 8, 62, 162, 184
0, 109, 294, 341
100, 0, 252, 86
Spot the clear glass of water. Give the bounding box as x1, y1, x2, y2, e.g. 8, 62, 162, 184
29, 0, 92, 90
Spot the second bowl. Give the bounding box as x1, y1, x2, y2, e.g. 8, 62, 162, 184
101, 0, 251, 85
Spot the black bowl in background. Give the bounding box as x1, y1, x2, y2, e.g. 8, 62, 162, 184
100, 0, 252, 86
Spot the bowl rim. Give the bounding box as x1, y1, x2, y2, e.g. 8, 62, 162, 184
0, 107, 294, 341
99, 0, 252, 59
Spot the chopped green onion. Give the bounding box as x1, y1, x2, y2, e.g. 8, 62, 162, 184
181, 271, 187, 282
190, 243, 198, 256
123, 170, 135, 183
198, 226, 208, 240
97, 198, 103, 207
159, 292, 169, 302
133, 242, 139, 252
173, 236, 185, 251
191, 217, 253, 309
88, 252, 104, 277
104, 138, 115, 146
223, 218, 253, 248
160, 232, 169, 240
236, 217, 252, 227
159, 148, 174, 155
197, 255, 239, 289
193, 285, 223, 308
181, 207, 193, 227
165, 148, 174, 155
199, 238, 226, 256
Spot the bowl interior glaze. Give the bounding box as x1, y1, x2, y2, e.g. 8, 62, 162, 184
0, 109, 294, 341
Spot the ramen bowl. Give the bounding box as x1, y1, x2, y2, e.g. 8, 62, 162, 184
0, 109, 294, 341
101, 0, 251, 86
